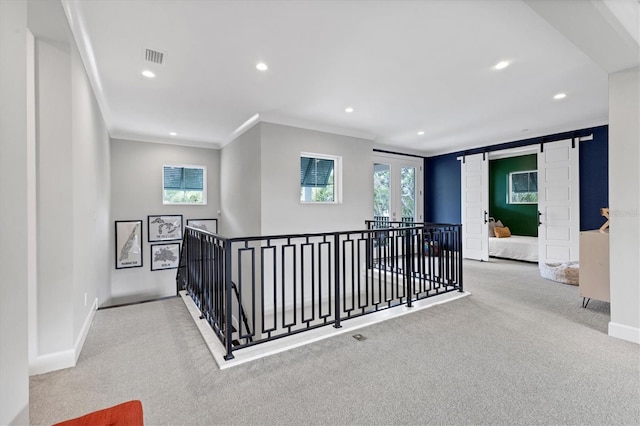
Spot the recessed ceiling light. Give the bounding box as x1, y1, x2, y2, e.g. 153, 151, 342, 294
141, 70, 155, 78
256, 62, 268, 71
554, 93, 567, 100
417, 131, 425, 135
169, 132, 177, 136
493, 61, 510, 70
345, 107, 354, 113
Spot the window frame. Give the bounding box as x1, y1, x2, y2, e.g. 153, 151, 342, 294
508, 170, 538, 205
299, 152, 342, 204
162, 164, 207, 205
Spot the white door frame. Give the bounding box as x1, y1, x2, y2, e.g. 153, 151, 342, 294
459, 153, 489, 261
537, 138, 580, 265
373, 153, 424, 223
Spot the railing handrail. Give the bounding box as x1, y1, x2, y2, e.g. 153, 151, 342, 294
178, 220, 463, 361
185, 222, 462, 243
366, 219, 463, 228
224, 226, 427, 243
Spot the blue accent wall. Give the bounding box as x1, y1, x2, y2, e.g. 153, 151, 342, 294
424, 125, 609, 231
424, 153, 461, 224
579, 125, 609, 231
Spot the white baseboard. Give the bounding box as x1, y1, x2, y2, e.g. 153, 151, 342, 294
29, 297, 98, 375
181, 289, 470, 369
608, 321, 640, 344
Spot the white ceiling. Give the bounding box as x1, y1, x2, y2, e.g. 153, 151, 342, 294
60, 0, 638, 155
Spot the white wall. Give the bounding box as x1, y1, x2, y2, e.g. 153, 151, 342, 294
220, 124, 262, 237
0, 0, 30, 423
110, 139, 220, 305
70, 44, 111, 342
608, 66, 640, 344
25, 0, 112, 375
219, 122, 374, 333
260, 122, 373, 235
35, 37, 74, 356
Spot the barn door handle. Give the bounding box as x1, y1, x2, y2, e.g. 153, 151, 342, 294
538, 211, 542, 226
484, 210, 488, 224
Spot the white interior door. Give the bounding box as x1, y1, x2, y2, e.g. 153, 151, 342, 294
537, 139, 579, 265
373, 154, 423, 223
460, 153, 489, 261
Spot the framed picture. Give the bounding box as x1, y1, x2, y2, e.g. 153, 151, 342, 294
186, 218, 218, 234
148, 215, 183, 242
115, 220, 143, 269
151, 243, 181, 271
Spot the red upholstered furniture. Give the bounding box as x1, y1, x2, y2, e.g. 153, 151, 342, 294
53, 400, 143, 426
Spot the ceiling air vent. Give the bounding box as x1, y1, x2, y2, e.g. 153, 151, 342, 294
144, 48, 165, 65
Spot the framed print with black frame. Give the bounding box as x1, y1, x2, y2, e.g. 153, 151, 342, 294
150, 242, 181, 271
186, 218, 218, 234
115, 220, 143, 269
148, 214, 183, 242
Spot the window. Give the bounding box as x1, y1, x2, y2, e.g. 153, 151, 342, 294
300, 153, 342, 203
163, 165, 207, 205
509, 170, 538, 204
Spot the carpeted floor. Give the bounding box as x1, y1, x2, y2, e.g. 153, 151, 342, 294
30, 259, 639, 425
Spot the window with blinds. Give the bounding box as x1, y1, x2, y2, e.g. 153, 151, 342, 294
163, 165, 207, 205
300, 153, 341, 203
508, 170, 537, 204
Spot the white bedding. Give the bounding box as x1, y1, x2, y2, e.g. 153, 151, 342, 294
489, 235, 538, 262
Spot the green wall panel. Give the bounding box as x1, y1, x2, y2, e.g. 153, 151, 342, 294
489, 154, 538, 237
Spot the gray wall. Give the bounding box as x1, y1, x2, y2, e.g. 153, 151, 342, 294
36, 37, 74, 356
30, 0, 112, 374
70, 42, 112, 343
219, 122, 374, 335
110, 139, 220, 305
220, 124, 262, 237
260, 122, 374, 235
608, 67, 640, 343
0, 1, 29, 423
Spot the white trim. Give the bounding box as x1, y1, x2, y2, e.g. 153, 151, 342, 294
488, 145, 538, 160
373, 153, 424, 222
608, 321, 640, 344
162, 164, 207, 205
300, 153, 342, 204
223, 113, 261, 146
180, 290, 469, 369
259, 112, 376, 141
508, 170, 538, 204
27, 29, 38, 366
29, 298, 98, 375
111, 132, 220, 150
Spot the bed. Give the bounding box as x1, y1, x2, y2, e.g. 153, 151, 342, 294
489, 235, 538, 262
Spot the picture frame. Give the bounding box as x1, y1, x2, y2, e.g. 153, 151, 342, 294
115, 220, 143, 269
148, 214, 183, 242
186, 218, 218, 234
150, 243, 181, 271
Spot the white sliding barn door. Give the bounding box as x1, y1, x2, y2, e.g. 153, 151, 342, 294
460, 153, 489, 261
537, 139, 579, 265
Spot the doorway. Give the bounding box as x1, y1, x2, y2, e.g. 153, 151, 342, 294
459, 139, 580, 265
373, 153, 423, 223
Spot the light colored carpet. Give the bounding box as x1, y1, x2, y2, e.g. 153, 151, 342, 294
30, 259, 639, 425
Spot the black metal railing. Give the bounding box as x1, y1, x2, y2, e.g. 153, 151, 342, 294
177, 221, 463, 361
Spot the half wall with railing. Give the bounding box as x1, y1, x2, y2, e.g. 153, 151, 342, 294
176, 221, 463, 361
